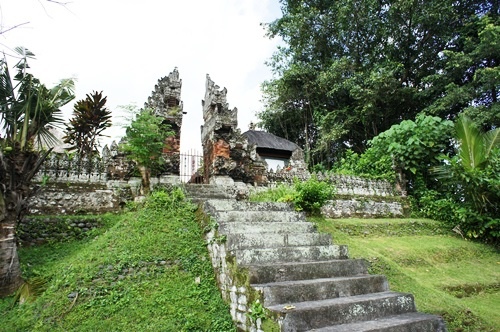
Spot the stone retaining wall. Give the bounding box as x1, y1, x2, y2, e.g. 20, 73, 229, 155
202, 214, 263, 331
28, 180, 139, 216
321, 198, 404, 218
18, 216, 103, 246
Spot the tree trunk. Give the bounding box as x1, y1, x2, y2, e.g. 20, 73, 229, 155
0, 149, 48, 297
139, 166, 151, 195
0, 193, 23, 297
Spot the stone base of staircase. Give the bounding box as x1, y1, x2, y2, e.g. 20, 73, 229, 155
193, 194, 446, 332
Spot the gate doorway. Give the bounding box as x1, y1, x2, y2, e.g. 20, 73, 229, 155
179, 150, 204, 183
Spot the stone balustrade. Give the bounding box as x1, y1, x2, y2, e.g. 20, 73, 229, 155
267, 169, 396, 197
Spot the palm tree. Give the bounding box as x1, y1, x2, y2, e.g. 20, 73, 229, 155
0, 47, 75, 297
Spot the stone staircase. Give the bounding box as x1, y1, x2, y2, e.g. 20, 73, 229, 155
194, 194, 447, 331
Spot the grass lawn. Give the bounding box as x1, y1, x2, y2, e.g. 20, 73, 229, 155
0, 190, 235, 332
311, 217, 499, 332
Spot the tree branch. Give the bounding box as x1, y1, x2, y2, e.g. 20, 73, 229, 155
46, 0, 72, 5
0, 22, 30, 35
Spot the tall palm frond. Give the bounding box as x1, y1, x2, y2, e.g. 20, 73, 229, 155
483, 128, 500, 157
455, 115, 485, 171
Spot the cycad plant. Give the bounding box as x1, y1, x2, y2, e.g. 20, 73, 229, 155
0, 47, 75, 297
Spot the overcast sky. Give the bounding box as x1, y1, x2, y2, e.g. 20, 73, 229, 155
0, 0, 282, 152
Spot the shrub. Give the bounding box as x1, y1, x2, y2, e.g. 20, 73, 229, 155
294, 176, 335, 214
249, 184, 297, 203
250, 177, 335, 215
144, 187, 186, 211
416, 189, 499, 244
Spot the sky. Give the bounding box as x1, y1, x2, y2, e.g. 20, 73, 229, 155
0, 0, 282, 152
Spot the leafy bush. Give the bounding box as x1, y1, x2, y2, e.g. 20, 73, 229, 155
249, 184, 297, 203
418, 116, 500, 244
331, 115, 454, 186
294, 176, 335, 214
144, 187, 186, 210
331, 148, 394, 181
416, 189, 499, 244
250, 177, 335, 215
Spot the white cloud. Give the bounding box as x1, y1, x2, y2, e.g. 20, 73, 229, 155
0, 0, 281, 151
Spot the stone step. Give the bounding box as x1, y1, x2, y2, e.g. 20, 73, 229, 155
184, 186, 232, 200
307, 312, 447, 332
253, 275, 389, 306
267, 291, 416, 331
232, 245, 349, 265
214, 210, 306, 223
189, 194, 232, 203
218, 221, 316, 235
226, 233, 332, 250
204, 199, 294, 213
246, 259, 369, 284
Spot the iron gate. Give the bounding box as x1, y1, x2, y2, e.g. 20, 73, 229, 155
179, 150, 204, 183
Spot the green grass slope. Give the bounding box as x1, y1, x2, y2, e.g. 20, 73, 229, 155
0, 189, 235, 332
312, 217, 499, 332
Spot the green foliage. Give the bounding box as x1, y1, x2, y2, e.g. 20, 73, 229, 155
332, 114, 454, 186
260, 0, 498, 165
0, 47, 75, 151
249, 184, 297, 203
416, 167, 499, 244
331, 149, 394, 181
294, 176, 335, 214
119, 108, 174, 194
370, 114, 454, 178
63, 91, 111, 157
143, 187, 185, 210
250, 177, 335, 214
119, 108, 173, 169
247, 300, 266, 322
422, 115, 500, 243
454, 115, 500, 172
0, 189, 236, 331
424, 15, 500, 130
0, 47, 75, 297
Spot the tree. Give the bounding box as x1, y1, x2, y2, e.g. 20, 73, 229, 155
261, 0, 498, 166
63, 91, 111, 157
424, 14, 500, 130
119, 109, 173, 195
0, 47, 75, 297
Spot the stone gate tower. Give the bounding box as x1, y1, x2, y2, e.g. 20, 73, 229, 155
144, 68, 184, 175
201, 75, 266, 184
